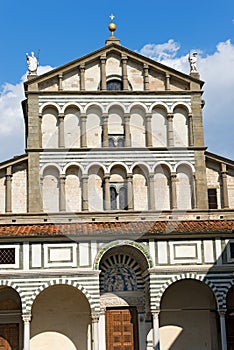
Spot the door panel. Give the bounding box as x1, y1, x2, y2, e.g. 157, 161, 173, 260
106, 307, 138, 350
0, 324, 19, 350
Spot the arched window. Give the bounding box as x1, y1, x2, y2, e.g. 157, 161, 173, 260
107, 79, 123, 91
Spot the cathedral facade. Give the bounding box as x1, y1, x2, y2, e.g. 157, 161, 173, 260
0, 24, 234, 350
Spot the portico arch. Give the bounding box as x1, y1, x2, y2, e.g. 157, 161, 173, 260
159, 279, 221, 350
30, 284, 92, 350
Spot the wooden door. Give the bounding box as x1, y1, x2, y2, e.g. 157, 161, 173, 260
0, 325, 19, 350
105, 307, 139, 350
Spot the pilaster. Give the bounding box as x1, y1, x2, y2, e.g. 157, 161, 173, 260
100, 55, 107, 91
121, 55, 128, 91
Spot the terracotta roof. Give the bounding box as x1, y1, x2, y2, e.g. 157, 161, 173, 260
0, 220, 233, 238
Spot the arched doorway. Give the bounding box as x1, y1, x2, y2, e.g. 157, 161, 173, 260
99, 244, 150, 350
0, 286, 22, 350
30, 285, 91, 350
226, 285, 234, 349
160, 279, 220, 350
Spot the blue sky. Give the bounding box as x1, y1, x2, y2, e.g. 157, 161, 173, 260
0, 0, 234, 161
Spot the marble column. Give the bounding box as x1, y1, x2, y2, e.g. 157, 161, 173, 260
79, 64, 85, 91
58, 73, 63, 91
188, 113, 194, 146
58, 114, 65, 148
91, 312, 100, 350
122, 55, 128, 90
5, 166, 12, 213
167, 113, 174, 148
149, 173, 155, 210
103, 174, 111, 210
59, 175, 66, 212
170, 172, 177, 209
165, 73, 171, 90
127, 174, 134, 210
124, 113, 131, 147
219, 310, 227, 350
22, 314, 31, 350
100, 56, 107, 91
146, 114, 153, 147
143, 64, 149, 91
102, 114, 109, 147
152, 310, 160, 350
82, 175, 89, 211
221, 163, 229, 208
80, 113, 87, 148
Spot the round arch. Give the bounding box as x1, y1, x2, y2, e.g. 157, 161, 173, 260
108, 162, 129, 174
62, 102, 82, 114
149, 102, 169, 114
174, 161, 195, 173
155, 274, 221, 310
63, 162, 84, 175
41, 163, 61, 176
127, 102, 148, 114
39, 102, 60, 114
25, 279, 97, 313
171, 102, 192, 114
84, 102, 104, 114
94, 240, 153, 270
106, 102, 126, 114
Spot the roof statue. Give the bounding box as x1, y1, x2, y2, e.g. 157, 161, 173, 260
26, 51, 38, 75
188, 51, 198, 73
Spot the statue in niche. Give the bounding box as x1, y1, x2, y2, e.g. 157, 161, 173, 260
26, 51, 38, 74
188, 51, 198, 72
103, 264, 137, 292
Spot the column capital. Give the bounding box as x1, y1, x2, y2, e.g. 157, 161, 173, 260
58, 113, 64, 119
103, 174, 110, 180
102, 113, 108, 120
127, 173, 133, 180
124, 113, 131, 119
80, 113, 87, 119
166, 72, 171, 78
146, 113, 152, 119
149, 172, 155, 180
100, 55, 107, 62
221, 163, 227, 174
171, 172, 177, 179
218, 309, 227, 317
79, 63, 85, 71
6, 166, 12, 177
91, 312, 100, 323
188, 113, 193, 118
59, 174, 66, 181
121, 54, 128, 61
22, 314, 31, 322
167, 113, 174, 119
143, 63, 149, 70
82, 174, 88, 181
152, 310, 160, 319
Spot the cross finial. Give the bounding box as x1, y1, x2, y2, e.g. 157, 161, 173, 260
109, 14, 115, 22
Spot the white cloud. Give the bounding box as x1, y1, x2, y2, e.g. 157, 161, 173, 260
139, 39, 234, 159
0, 66, 53, 161
139, 39, 181, 61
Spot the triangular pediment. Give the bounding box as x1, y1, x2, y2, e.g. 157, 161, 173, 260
25, 42, 203, 92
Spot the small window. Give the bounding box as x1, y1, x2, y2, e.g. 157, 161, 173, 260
110, 187, 117, 210
208, 188, 218, 209
0, 248, 15, 264
107, 79, 123, 91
